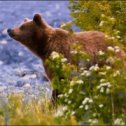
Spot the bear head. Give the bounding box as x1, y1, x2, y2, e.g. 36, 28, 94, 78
7, 14, 53, 56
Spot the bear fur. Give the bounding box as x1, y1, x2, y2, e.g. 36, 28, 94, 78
7, 14, 125, 102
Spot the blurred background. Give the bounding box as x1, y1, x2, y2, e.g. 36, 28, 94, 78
0, 1, 72, 98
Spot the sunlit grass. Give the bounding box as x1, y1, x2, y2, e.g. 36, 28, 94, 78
0, 93, 77, 125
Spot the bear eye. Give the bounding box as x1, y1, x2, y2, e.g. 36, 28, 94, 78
20, 25, 25, 30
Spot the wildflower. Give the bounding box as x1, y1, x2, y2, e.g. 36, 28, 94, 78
89, 64, 99, 71
114, 118, 125, 125
76, 80, 84, 84
68, 88, 73, 94
51, 51, 60, 59
85, 105, 89, 110
97, 82, 111, 89
107, 46, 115, 52
68, 100, 72, 104
82, 97, 93, 105
62, 106, 67, 111
81, 70, 91, 77
110, 17, 115, 22
91, 119, 98, 124
105, 66, 111, 70
58, 94, 64, 98
113, 70, 120, 77
61, 58, 67, 63
114, 46, 120, 53
116, 35, 121, 39
82, 97, 90, 105
79, 105, 83, 109
99, 72, 106, 75
64, 93, 68, 97
71, 50, 78, 54
99, 104, 104, 108
100, 79, 106, 83
70, 80, 75, 86
100, 87, 104, 93
98, 50, 105, 56
89, 99, 93, 103
71, 111, 75, 116
99, 21, 104, 27
106, 57, 115, 64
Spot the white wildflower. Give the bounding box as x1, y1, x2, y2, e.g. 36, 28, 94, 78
68, 88, 73, 94
55, 110, 63, 117
80, 67, 85, 71
99, 104, 104, 108
82, 97, 93, 105
71, 50, 78, 54
85, 105, 89, 110
114, 46, 120, 53
89, 64, 99, 71
51, 51, 60, 59
58, 94, 63, 98
71, 111, 75, 116
63, 106, 67, 111
82, 97, 90, 105
76, 80, 84, 84
89, 99, 93, 103
64, 93, 68, 97
116, 36, 121, 39
61, 58, 67, 63
81, 70, 91, 77
91, 119, 98, 124
98, 50, 105, 56
79, 105, 83, 109
105, 66, 111, 70
97, 82, 112, 89
70, 80, 75, 86
99, 21, 104, 27
100, 87, 104, 93
110, 17, 115, 22
106, 57, 115, 64
100, 79, 106, 83
68, 100, 72, 104
107, 46, 115, 52
99, 72, 106, 75
113, 70, 120, 77
114, 118, 125, 125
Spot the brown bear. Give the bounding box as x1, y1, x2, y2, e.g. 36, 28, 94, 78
7, 14, 125, 102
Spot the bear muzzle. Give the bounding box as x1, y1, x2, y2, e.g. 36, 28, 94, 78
7, 29, 15, 37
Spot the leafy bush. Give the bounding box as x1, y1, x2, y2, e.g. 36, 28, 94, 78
46, 2, 126, 124
69, 0, 126, 38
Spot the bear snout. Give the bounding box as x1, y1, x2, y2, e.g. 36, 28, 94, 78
7, 29, 14, 37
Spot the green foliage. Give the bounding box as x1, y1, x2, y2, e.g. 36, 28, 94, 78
46, 3, 126, 123
47, 42, 126, 125
69, 0, 126, 38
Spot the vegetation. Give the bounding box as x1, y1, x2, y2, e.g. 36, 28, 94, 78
0, 0, 126, 125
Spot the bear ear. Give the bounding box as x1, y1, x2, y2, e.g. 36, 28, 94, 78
33, 14, 42, 26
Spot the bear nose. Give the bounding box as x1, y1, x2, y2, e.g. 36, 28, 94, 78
7, 29, 14, 37
7, 29, 12, 34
